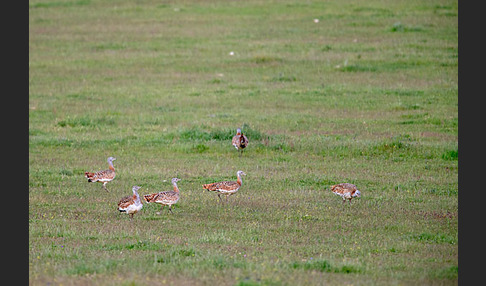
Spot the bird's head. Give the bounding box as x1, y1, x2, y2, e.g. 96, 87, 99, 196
172, 178, 181, 184
237, 170, 247, 177
132, 186, 142, 203
132, 185, 141, 194
236, 128, 242, 135
108, 157, 116, 163
353, 190, 361, 198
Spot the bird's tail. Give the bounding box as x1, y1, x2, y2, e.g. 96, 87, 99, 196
202, 183, 214, 191
143, 193, 157, 203
85, 172, 95, 181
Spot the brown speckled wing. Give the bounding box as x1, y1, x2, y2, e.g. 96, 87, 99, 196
118, 195, 134, 210
240, 134, 248, 148
204, 181, 239, 192
143, 193, 158, 203
232, 135, 240, 147
155, 191, 179, 204
89, 169, 115, 182
331, 183, 356, 195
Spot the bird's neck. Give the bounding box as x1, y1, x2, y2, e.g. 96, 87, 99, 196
173, 183, 180, 193
237, 175, 243, 186
133, 193, 141, 205
109, 163, 115, 171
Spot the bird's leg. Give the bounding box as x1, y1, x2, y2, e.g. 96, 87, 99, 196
218, 194, 222, 203
102, 183, 109, 192
169, 205, 173, 214
129, 214, 133, 221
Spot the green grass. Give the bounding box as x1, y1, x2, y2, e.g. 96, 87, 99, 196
29, 0, 457, 285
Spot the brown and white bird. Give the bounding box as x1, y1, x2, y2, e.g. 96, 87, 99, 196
84, 157, 116, 192
232, 128, 248, 156
143, 178, 181, 214
117, 186, 143, 220
202, 170, 246, 203
330, 183, 361, 204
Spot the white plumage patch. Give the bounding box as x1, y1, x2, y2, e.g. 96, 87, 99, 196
120, 203, 143, 215
155, 196, 180, 205
217, 188, 238, 195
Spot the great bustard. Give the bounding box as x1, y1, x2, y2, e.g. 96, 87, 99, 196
143, 178, 182, 214
84, 157, 116, 192
232, 128, 248, 157
330, 183, 361, 204
202, 170, 246, 203
117, 186, 143, 220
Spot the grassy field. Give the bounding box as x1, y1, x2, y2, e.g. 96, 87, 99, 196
29, 0, 458, 285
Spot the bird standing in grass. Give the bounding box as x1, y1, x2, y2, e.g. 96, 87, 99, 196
143, 178, 181, 214
330, 183, 361, 204
232, 128, 248, 157
202, 170, 246, 203
84, 157, 116, 192
117, 186, 143, 221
